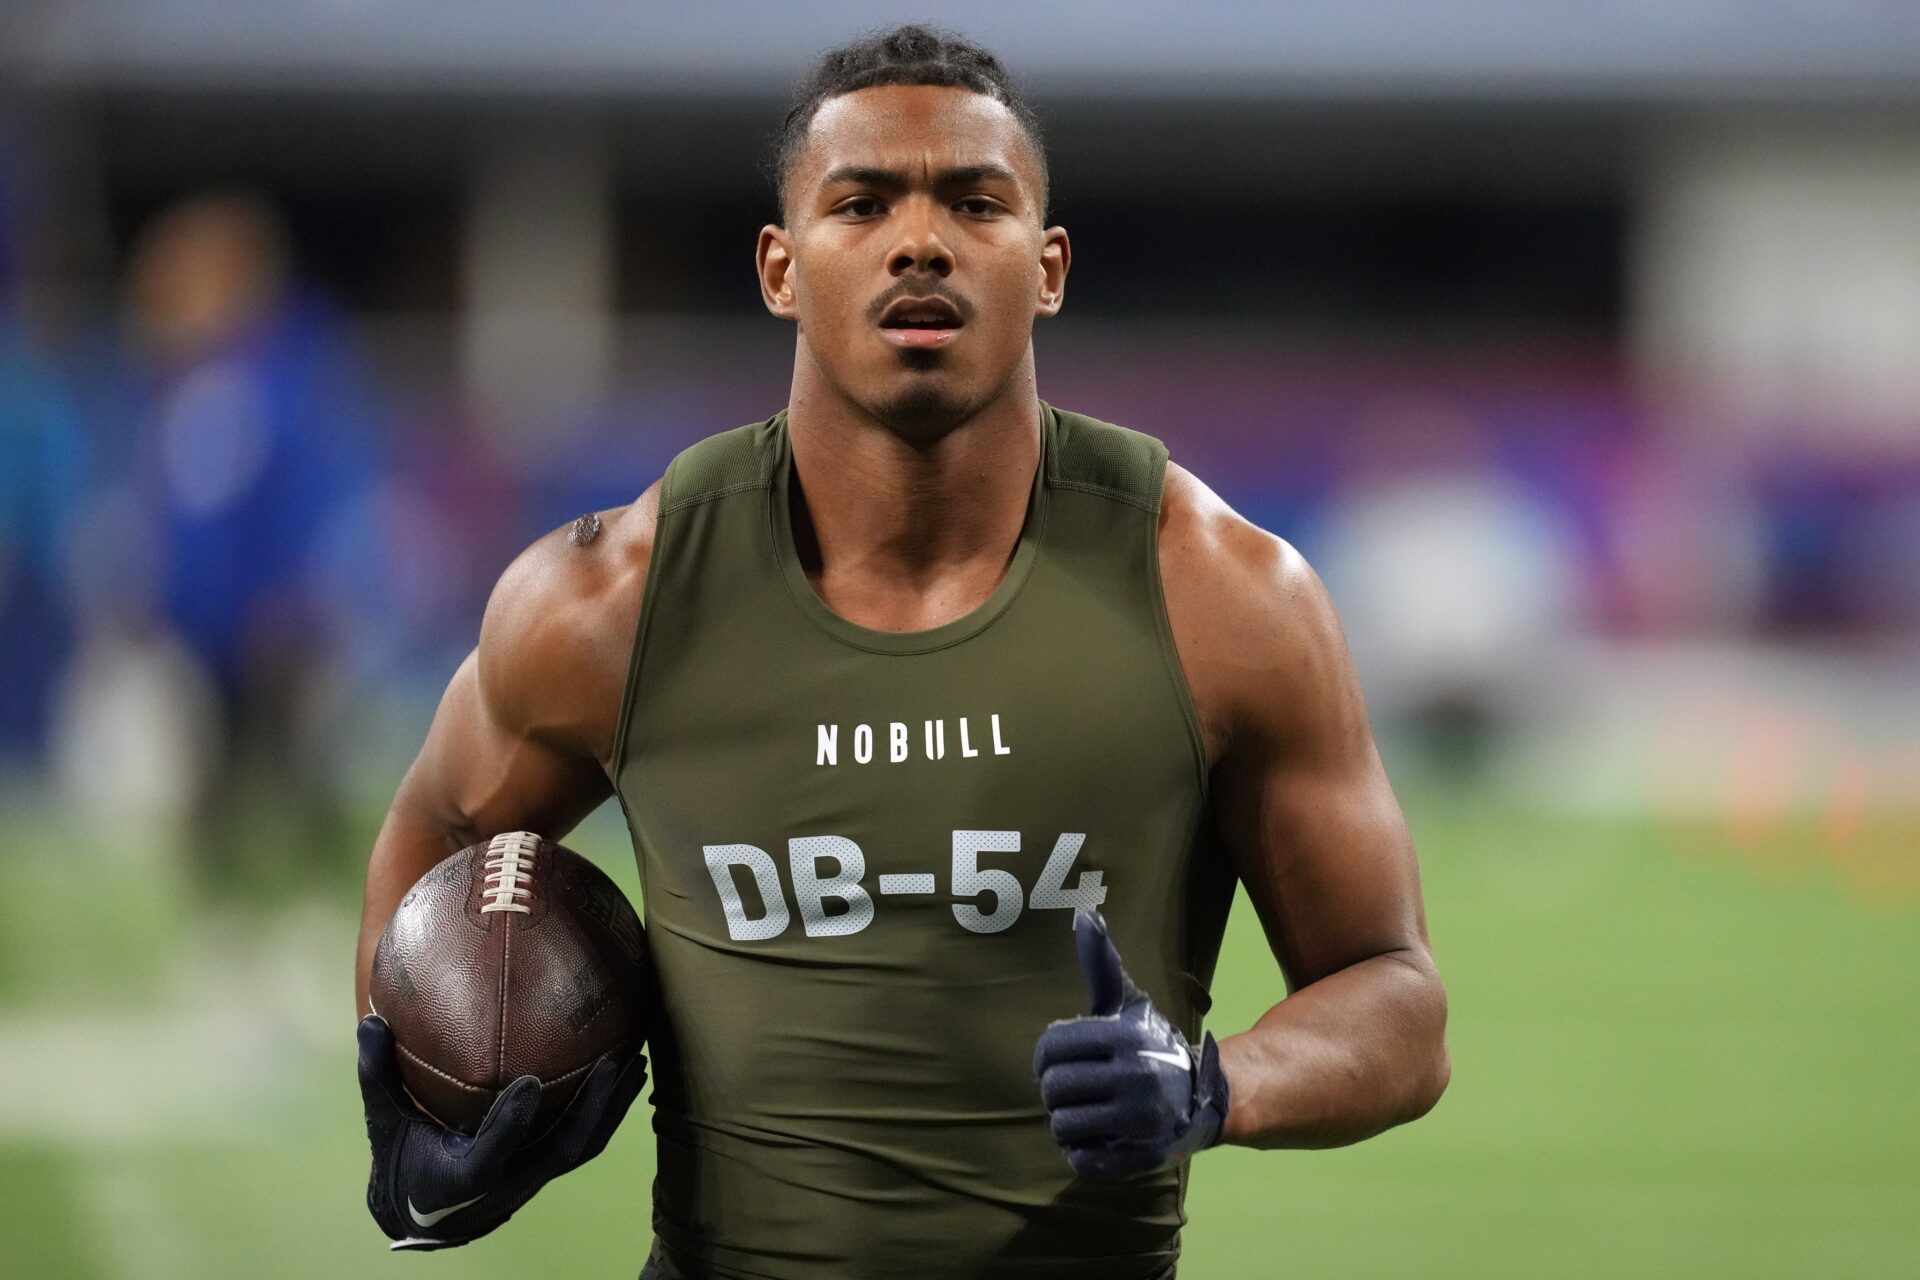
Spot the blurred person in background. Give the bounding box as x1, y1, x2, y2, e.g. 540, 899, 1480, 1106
1317, 396, 1583, 778
93, 190, 386, 892
0, 106, 221, 861
0, 111, 89, 760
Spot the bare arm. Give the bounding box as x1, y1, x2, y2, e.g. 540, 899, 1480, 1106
1160, 463, 1449, 1149
353, 489, 659, 1018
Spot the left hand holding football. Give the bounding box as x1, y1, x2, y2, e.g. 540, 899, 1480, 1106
1032, 907, 1230, 1179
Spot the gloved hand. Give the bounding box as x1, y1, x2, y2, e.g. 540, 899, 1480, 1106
357, 1014, 646, 1250
1032, 907, 1230, 1180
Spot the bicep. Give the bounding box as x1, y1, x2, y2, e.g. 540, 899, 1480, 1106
395, 497, 649, 847
399, 647, 613, 848
1211, 558, 1430, 992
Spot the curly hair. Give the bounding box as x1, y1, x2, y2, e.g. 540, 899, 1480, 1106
767, 23, 1050, 224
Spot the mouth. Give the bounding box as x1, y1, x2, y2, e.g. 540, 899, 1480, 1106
878, 295, 965, 350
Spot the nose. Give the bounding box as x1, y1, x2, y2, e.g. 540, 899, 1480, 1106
887, 197, 953, 279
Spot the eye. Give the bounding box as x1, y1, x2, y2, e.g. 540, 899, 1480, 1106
955, 196, 1003, 217
835, 196, 883, 218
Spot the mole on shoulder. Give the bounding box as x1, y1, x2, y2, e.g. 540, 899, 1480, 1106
567, 512, 602, 547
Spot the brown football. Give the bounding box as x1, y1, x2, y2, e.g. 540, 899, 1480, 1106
369, 831, 653, 1136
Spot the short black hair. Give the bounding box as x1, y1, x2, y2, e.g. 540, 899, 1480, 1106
768, 24, 1050, 225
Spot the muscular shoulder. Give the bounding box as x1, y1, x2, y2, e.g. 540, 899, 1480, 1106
475, 479, 662, 768
1157, 460, 1357, 766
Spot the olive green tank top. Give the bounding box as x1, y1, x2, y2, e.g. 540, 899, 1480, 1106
613, 401, 1235, 1280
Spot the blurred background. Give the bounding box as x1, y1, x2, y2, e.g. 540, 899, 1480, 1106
0, 4, 1915, 1277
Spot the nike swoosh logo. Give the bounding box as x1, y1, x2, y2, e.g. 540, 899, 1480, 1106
408, 1193, 484, 1228
1137, 1046, 1191, 1072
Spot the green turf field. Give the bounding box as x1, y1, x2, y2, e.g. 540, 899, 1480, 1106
2, 788, 1914, 1278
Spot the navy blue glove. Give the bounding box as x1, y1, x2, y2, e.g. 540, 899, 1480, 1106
1032, 907, 1230, 1180
357, 1014, 646, 1250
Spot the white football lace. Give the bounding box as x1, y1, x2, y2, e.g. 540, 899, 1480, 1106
481, 831, 539, 914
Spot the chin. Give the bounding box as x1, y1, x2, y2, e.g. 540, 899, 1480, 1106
867, 374, 980, 444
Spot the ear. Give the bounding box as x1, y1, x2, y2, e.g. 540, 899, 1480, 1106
1035, 224, 1070, 319
757, 224, 798, 321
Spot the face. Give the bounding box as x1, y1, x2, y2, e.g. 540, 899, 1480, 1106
757, 84, 1069, 442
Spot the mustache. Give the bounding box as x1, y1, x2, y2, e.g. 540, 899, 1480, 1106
867, 278, 975, 325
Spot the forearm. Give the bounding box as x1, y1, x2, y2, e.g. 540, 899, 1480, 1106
354, 790, 472, 1018
1216, 948, 1449, 1149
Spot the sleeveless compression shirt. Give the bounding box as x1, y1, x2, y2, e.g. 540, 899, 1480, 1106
612, 401, 1235, 1278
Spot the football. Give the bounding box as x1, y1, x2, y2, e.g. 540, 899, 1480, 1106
369, 831, 654, 1136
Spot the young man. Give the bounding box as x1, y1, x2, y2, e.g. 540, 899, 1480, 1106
354, 25, 1448, 1279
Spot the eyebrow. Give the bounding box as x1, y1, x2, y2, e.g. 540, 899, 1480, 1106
819, 163, 1021, 193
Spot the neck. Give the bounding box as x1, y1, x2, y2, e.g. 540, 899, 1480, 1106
782, 346, 1042, 628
